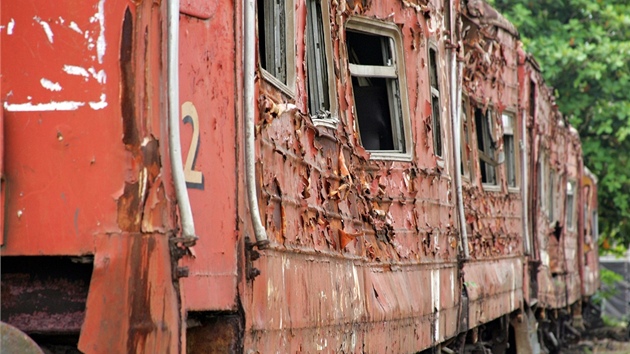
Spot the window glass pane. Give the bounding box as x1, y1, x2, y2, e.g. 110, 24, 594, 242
503, 113, 516, 187
429, 47, 442, 157
475, 108, 496, 185
505, 134, 516, 187
306, 0, 330, 117
258, 0, 287, 83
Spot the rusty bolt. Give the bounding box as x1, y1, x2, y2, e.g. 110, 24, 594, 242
175, 266, 190, 278
248, 268, 261, 280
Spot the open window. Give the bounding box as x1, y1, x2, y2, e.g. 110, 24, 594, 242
502, 112, 518, 189
258, 0, 295, 93
566, 181, 576, 230
428, 46, 443, 158
306, 0, 337, 126
475, 107, 498, 187
346, 18, 412, 160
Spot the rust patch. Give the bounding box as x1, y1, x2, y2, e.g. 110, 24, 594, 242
121, 8, 139, 148
127, 236, 157, 352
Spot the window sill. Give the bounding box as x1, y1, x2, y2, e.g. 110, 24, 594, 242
508, 187, 521, 194
260, 69, 295, 99
367, 150, 413, 162
312, 115, 339, 130
482, 184, 501, 192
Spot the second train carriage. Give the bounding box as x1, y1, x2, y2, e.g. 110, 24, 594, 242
0, 0, 600, 352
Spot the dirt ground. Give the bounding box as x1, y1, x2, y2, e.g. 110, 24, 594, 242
560, 326, 630, 354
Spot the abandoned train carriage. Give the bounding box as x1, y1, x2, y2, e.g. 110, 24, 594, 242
0, 0, 599, 353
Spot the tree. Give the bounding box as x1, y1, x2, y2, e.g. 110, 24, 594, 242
490, 0, 630, 249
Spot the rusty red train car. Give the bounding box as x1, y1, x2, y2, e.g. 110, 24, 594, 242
1, 0, 600, 353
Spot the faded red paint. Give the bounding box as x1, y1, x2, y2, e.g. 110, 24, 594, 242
176, 1, 239, 312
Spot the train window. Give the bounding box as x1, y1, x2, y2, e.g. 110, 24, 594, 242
592, 210, 599, 241
346, 18, 412, 160
529, 79, 536, 119
502, 113, 518, 189
258, 0, 295, 93
306, 0, 337, 127
566, 181, 576, 230
537, 157, 544, 207
429, 46, 443, 158
475, 108, 498, 186
460, 99, 472, 179
547, 168, 555, 221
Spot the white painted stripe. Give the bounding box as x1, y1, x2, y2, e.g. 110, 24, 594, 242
4, 100, 84, 112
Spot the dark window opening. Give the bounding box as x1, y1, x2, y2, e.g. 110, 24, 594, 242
429, 48, 442, 157
529, 79, 536, 119
258, 0, 287, 83
347, 30, 404, 152
475, 108, 497, 185
503, 113, 517, 188
306, 0, 330, 119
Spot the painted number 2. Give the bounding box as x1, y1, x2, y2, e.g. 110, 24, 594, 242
182, 101, 204, 189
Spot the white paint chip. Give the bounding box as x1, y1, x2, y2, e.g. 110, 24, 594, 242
34, 16, 54, 43
69, 21, 82, 34
40, 78, 62, 92
63, 65, 90, 79
8, 18, 15, 35
89, 93, 107, 110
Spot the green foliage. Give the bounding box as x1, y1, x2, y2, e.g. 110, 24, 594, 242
591, 267, 623, 306
490, 0, 630, 248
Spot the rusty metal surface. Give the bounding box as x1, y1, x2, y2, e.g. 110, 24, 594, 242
463, 257, 523, 328
4, 0, 185, 351
78, 233, 180, 354
519, 47, 586, 310
176, 4, 239, 312
242, 0, 471, 351
460, 3, 524, 262
581, 171, 600, 297
1, 0, 129, 255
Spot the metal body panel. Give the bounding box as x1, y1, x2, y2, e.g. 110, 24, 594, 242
177, 6, 239, 312
464, 257, 523, 327
1, 0, 129, 255
241, 1, 462, 351
78, 233, 180, 354
581, 172, 600, 296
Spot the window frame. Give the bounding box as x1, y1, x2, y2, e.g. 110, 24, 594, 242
566, 180, 576, 231
547, 166, 555, 222
474, 106, 500, 190
257, 0, 296, 96
428, 43, 443, 160
345, 17, 412, 161
306, 0, 338, 128
502, 111, 519, 191
460, 97, 473, 181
